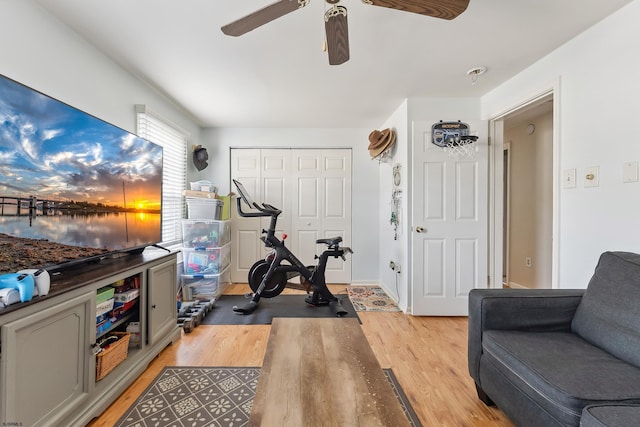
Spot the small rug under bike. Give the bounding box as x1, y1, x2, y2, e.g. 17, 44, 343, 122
200, 294, 359, 325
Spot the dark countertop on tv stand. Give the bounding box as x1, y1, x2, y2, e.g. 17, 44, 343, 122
0, 247, 178, 317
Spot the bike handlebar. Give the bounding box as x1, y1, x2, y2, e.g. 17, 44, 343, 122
236, 197, 282, 218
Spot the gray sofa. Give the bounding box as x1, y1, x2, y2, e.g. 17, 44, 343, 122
468, 251, 640, 426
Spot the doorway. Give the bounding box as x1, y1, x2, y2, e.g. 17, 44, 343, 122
490, 92, 557, 290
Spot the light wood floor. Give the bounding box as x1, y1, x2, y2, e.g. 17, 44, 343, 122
88, 284, 513, 426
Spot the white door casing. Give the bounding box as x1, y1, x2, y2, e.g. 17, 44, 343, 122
411, 120, 488, 315
230, 148, 352, 284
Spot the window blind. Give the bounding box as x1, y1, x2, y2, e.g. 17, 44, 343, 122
135, 105, 188, 247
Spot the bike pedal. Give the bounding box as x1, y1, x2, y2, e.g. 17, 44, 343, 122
304, 296, 330, 306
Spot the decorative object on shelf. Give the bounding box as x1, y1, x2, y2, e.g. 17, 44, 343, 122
192, 144, 209, 171
368, 127, 397, 161
431, 120, 478, 159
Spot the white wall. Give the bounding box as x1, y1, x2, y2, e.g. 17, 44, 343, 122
0, 1, 201, 142
482, 0, 640, 287
198, 127, 380, 282
376, 101, 409, 307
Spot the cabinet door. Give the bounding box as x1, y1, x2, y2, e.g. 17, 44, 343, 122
1, 291, 93, 426
148, 259, 177, 346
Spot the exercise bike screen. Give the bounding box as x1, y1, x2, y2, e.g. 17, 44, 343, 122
233, 179, 256, 208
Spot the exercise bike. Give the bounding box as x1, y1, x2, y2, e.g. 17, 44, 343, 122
232, 179, 353, 316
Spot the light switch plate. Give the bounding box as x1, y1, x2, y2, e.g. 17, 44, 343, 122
584, 166, 599, 188
563, 168, 576, 189
623, 161, 639, 183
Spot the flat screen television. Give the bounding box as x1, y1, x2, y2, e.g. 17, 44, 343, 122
0, 74, 163, 273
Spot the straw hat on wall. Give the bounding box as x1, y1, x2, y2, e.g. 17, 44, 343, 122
368, 128, 396, 158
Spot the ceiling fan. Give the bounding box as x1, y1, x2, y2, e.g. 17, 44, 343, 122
221, 0, 470, 66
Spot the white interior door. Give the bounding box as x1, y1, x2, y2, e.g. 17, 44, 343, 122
230, 148, 352, 284
411, 120, 488, 315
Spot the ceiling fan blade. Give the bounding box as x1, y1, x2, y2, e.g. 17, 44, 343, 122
325, 5, 350, 65
222, 0, 309, 36
362, 0, 469, 20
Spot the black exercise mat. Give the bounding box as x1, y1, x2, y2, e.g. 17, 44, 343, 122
201, 294, 360, 325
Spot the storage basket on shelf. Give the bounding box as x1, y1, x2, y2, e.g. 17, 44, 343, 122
95, 332, 130, 381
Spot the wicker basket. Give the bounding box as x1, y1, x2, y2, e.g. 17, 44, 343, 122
95, 332, 130, 381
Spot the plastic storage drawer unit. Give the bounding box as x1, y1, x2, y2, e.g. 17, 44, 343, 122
181, 267, 230, 300
181, 219, 230, 248
186, 197, 223, 220
182, 243, 231, 275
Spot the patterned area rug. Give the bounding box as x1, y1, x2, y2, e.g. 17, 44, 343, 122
347, 286, 402, 312
115, 366, 421, 427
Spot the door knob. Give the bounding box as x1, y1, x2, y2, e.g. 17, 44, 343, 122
415, 226, 426, 233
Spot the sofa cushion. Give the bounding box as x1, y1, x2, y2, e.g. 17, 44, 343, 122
483, 330, 640, 425
581, 404, 640, 427
572, 251, 640, 367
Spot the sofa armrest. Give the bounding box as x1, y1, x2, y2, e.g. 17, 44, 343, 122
467, 288, 585, 382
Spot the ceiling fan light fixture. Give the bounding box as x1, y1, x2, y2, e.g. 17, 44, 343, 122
467, 66, 487, 85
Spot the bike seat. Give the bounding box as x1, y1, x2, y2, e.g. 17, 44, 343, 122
316, 236, 342, 246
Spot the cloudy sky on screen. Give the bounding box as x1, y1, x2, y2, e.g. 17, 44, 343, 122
0, 76, 162, 210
